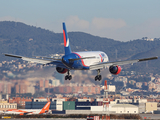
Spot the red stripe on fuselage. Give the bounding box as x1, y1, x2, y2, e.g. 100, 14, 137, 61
99, 54, 103, 62
73, 53, 88, 67
63, 30, 67, 47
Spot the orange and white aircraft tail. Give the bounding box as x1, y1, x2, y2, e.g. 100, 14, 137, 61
39, 101, 51, 114
5, 101, 51, 115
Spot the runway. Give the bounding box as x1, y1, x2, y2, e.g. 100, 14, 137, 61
3, 114, 160, 120
0, 118, 146, 120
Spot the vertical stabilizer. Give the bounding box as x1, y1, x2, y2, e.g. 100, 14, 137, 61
39, 101, 51, 114
63, 22, 72, 55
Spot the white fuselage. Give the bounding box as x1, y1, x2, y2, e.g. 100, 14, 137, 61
5, 109, 42, 115
75, 51, 109, 67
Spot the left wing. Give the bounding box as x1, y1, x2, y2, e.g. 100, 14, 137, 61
4, 53, 53, 64
4, 53, 66, 68
90, 56, 158, 70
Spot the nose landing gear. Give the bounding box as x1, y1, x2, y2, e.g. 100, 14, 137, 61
95, 69, 102, 81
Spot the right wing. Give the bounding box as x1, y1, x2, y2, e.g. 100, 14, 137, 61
4, 53, 66, 68
90, 56, 158, 70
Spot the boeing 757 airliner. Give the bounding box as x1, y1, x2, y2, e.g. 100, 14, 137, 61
4, 23, 158, 81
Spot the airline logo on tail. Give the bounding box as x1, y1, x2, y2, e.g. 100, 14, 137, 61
63, 30, 69, 47
63, 23, 69, 47
63, 22, 72, 55
39, 101, 51, 114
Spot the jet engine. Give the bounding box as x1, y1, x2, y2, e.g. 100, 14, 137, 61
56, 67, 68, 74
109, 65, 121, 75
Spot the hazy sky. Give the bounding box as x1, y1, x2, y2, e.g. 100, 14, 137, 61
0, 0, 160, 41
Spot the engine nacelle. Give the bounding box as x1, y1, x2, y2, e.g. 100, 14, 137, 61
56, 67, 68, 74
109, 65, 121, 75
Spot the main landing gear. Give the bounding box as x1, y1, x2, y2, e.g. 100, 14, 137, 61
65, 70, 72, 80
95, 69, 102, 81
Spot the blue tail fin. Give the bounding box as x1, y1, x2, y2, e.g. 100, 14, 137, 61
63, 22, 72, 55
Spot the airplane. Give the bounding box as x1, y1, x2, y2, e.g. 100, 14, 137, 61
4, 101, 51, 115
4, 22, 158, 81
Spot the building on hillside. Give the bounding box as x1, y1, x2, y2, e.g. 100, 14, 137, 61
33, 98, 48, 102
49, 79, 60, 87
0, 102, 17, 112
9, 97, 32, 108
148, 82, 156, 91
0, 81, 12, 94
27, 84, 35, 95
52, 85, 100, 94
136, 82, 143, 88
15, 83, 27, 94
0, 94, 9, 100
107, 85, 116, 92
146, 102, 157, 113
129, 80, 136, 85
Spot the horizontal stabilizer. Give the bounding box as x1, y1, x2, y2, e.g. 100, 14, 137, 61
33, 55, 62, 61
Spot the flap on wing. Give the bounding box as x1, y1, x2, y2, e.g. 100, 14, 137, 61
90, 60, 138, 70
22, 57, 52, 64
33, 55, 62, 61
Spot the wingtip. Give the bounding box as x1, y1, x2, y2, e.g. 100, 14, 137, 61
139, 56, 158, 62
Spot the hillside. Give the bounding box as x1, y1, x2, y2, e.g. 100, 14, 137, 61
0, 21, 160, 74
128, 46, 160, 73
0, 21, 120, 61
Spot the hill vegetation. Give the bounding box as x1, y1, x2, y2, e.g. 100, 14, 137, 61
0, 21, 160, 74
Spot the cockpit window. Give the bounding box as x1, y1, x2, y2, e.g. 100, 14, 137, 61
101, 53, 106, 58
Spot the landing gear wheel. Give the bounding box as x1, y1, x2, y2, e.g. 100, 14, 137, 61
95, 69, 102, 81
68, 75, 72, 80
65, 76, 68, 80
95, 76, 98, 81
65, 70, 72, 80
98, 75, 102, 81
95, 75, 102, 81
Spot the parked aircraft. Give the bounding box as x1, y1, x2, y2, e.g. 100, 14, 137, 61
4, 23, 158, 81
4, 101, 51, 115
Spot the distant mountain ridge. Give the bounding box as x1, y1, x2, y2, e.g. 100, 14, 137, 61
0, 21, 159, 73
